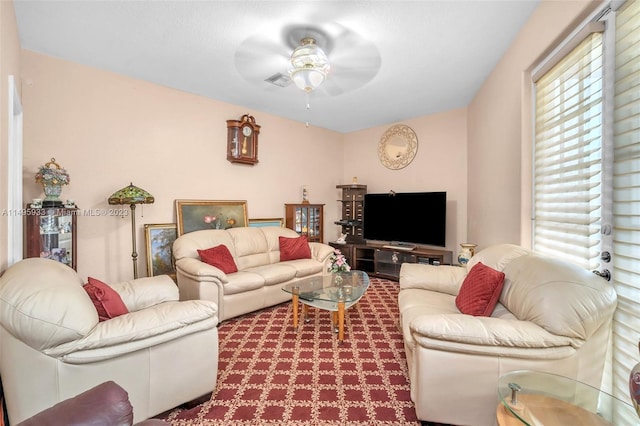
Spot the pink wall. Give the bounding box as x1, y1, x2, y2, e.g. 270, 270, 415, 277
21, 51, 345, 282
343, 109, 468, 253
0, 0, 21, 272
467, 0, 602, 249
8, 0, 604, 278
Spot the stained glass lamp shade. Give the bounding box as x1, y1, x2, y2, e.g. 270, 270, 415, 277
108, 183, 154, 278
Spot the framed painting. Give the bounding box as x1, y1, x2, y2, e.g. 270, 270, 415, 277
144, 223, 177, 279
248, 218, 284, 228
176, 199, 248, 235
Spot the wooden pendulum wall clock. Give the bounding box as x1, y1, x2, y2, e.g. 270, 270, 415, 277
226, 114, 260, 165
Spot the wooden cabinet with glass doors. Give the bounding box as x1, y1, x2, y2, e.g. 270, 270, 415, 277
25, 206, 78, 270
284, 203, 324, 243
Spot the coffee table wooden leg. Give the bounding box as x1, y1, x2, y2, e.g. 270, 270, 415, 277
302, 304, 309, 323
338, 301, 345, 343
292, 293, 299, 329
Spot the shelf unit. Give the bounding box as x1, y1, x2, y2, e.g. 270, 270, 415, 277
25, 206, 78, 270
335, 184, 366, 244
330, 242, 452, 281
285, 203, 324, 243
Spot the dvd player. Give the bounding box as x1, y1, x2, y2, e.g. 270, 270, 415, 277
383, 244, 416, 251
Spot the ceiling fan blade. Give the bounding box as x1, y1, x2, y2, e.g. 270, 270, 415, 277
321, 66, 379, 96
235, 34, 292, 85
236, 35, 290, 62
321, 50, 381, 96
330, 39, 380, 69
319, 78, 346, 96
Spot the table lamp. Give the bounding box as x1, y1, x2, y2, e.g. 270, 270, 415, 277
108, 183, 154, 278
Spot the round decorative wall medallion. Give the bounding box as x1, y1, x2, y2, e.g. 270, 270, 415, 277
378, 124, 418, 170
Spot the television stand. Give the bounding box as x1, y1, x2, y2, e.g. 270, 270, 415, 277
328, 242, 453, 281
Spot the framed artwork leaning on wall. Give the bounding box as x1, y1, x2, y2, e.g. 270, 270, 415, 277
248, 218, 284, 228
144, 223, 177, 280
175, 199, 248, 235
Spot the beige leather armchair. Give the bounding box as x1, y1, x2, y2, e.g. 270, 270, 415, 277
0, 258, 219, 425
399, 244, 618, 426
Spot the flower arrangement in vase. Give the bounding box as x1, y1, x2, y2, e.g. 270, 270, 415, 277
329, 249, 351, 286
329, 249, 351, 273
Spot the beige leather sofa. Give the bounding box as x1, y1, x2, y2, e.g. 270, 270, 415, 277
173, 226, 334, 321
0, 258, 219, 425
398, 244, 617, 426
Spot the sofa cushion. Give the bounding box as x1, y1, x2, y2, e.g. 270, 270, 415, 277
222, 272, 265, 295
0, 258, 97, 350
455, 262, 505, 316
197, 245, 238, 274
281, 259, 324, 278
172, 229, 236, 262
243, 264, 297, 286
501, 254, 618, 340
84, 277, 129, 322
279, 236, 311, 261
228, 227, 271, 269
109, 275, 179, 311
466, 244, 530, 272
398, 289, 460, 342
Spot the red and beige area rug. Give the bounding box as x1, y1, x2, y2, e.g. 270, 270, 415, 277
163, 277, 423, 425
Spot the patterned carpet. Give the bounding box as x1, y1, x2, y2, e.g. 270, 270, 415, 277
162, 277, 422, 425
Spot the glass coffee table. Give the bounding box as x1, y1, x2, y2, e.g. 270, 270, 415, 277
497, 370, 637, 425
282, 271, 370, 343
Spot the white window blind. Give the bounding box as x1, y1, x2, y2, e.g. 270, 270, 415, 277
533, 31, 604, 270
612, 0, 640, 411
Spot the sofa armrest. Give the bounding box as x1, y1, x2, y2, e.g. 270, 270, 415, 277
111, 275, 178, 312
410, 314, 580, 358
310, 243, 334, 274
310, 242, 333, 263
175, 258, 228, 283
399, 263, 466, 296
15, 380, 135, 426
45, 300, 219, 361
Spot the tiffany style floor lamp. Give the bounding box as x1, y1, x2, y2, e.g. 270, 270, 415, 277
108, 183, 154, 279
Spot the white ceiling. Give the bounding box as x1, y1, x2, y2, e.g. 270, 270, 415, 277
13, 0, 540, 133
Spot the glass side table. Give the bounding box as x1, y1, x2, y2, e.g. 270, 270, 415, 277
497, 370, 637, 426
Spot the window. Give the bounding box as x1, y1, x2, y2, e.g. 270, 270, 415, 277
612, 0, 640, 412
533, 28, 604, 270
533, 0, 640, 420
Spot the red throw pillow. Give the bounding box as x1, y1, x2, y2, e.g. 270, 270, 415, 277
455, 262, 506, 316
197, 245, 238, 274
83, 277, 129, 322
279, 236, 311, 261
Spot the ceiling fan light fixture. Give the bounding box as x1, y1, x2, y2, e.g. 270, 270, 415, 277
289, 37, 330, 92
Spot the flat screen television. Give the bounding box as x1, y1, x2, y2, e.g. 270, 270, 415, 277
363, 191, 446, 247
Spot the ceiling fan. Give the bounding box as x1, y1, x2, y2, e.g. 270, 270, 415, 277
234, 23, 381, 97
